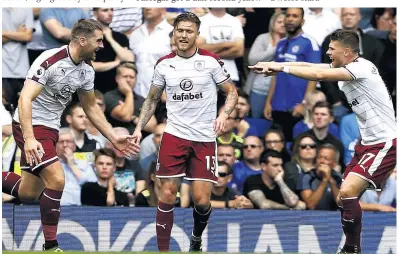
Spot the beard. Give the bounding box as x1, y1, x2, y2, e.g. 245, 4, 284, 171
286, 24, 302, 36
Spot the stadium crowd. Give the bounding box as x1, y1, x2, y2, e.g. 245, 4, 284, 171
2, 7, 397, 212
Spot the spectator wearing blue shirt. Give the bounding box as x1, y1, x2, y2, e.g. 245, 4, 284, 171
40, 8, 88, 49
229, 136, 264, 193
264, 8, 321, 142
293, 90, 340, 139
340, 112, 360, 165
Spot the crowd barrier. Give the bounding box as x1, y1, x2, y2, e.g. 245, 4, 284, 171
2, 204, 396, 253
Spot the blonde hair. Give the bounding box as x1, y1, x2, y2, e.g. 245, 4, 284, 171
269, 12, 286, 34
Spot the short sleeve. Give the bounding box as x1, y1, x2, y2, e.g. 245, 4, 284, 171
152, 64, 166, 88
39, 8, 56, 23
343, 61, 366, 80
24, 9, 35, 29
26, 54, 53, 86
79, 68, 95, 92
212, 58, 231, 85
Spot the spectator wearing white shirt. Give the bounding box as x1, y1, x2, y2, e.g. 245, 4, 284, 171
129, 8, 173, 98
302, 8, 342, 46
196, 8, 245, 86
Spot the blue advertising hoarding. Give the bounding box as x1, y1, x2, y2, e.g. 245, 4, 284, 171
2, 204, 396, 253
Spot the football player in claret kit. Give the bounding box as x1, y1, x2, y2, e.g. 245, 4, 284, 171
2, 19, 139, 252
250, 29, 396, 254
132, 12, 238, 252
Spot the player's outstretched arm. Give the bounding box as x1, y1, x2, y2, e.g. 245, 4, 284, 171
214, 80, 238, 135
79, 90, 139, 157
19, 79, 45, 166
135, 84, 163, 132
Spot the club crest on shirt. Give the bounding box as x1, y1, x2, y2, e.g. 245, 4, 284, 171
292, 45, 300, 53
194, 60, 205, 71
79, 69, 86, 82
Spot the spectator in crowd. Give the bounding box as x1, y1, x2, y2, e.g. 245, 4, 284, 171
216, 107, 244, 160
129, 8, 173, 98
359, 169, 396, 212
367, 8, 396, 39
299, 101, 345, 170
1, 101, 15, 173
66, 103, 103, 152
264, 8, 320, 142
379, 12, 396, 110
229, 136, 264, 193
104, 62, 157, 134
40, 8, 88, 49
217, 144, 237, 167
264, 128, 291, 164
105, 127, 146, 197
108, 8, 143, 36
245, 12, 285, 118
135, 162, 182, 207
302, 8, 341, 46
320, 8, 384, 122
81, 148, 130, 206
210, 162, 253, 209
297, 144, 342, 210
57, 128, 97, 206
284, 133, 318, 192
197, 8, 245, 87
92, 8, 134, 93
89, 8, 143, 36
340, 112, 360, 165
293, 90, 340, 139
86, 90, 107, 146
27, 8, 47, 65
243, 149, 305, 210
2, 8, 34, 112
139, 123, 166, 173
234, 89, 251, 138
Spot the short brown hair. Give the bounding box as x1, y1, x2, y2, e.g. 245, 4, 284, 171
330, 29, 360, 54
93, 148, 116, 163
94, 89, 104, 101
116, 62, 138, 76
173, 12, 201, 31
71, 19, 103, 42
312, 101, 333, 117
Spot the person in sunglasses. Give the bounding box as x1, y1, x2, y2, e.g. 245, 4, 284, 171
283, 133, 318, 192
210, 161, 253, 209
297, 143, 342, 211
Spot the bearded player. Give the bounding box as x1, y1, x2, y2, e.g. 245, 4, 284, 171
2, 19, 139, 252
132, 12, 238, 252
250, 29, 396, 254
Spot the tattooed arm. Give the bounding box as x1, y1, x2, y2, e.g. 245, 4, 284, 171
248, 190, 290, 210
219, 80, 238, 116
274, 178, 299, 208
135, 85, 164, 132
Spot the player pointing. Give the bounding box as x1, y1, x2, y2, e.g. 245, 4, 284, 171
250, 29, 396, 254
132, 12, 238, 252
2, 19, 139, 252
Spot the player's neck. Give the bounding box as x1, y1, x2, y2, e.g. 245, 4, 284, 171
177, 47, 197, 58
68, 43, 83, 64
212, 186, 226, 196
287, 29, 303, 39
312, 127, 328, 140
344, 54, 360, 65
